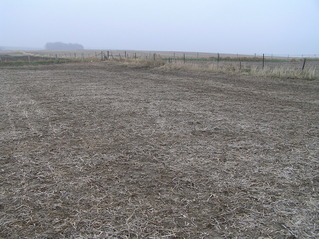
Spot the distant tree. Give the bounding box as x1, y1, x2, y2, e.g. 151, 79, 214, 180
45, 42, 84, 50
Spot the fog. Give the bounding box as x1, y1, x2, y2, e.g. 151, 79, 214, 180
1, 0, 319, 55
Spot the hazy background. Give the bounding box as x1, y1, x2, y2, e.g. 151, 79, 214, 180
1, 0, 318, 55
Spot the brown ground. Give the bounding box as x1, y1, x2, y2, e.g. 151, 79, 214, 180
0, 62, 318, 238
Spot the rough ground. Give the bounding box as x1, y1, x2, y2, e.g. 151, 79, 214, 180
0, 62, 318, 238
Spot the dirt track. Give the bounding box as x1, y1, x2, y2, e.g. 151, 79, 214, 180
1, 63, 318, 238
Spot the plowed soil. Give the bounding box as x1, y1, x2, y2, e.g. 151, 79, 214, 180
1, 63, 318, 238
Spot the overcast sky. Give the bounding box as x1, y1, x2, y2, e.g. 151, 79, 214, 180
1, 0, 318, 55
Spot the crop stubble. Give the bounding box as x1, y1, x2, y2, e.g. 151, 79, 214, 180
0, 63, 318, 238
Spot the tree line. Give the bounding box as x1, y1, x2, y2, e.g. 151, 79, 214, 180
45, 42, 84, 50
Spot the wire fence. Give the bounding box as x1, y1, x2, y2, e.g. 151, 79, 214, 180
0, 50, 318, 73
97, 51, 319, 72
94, 51, 319, 73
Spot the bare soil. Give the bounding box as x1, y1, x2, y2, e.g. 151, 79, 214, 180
1, 62, 318, 238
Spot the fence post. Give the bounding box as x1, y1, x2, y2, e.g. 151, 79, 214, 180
262, 54, 265, 69
183, 53, 186, 63
153, 53, 156, 61
302, 58, 307, 71
217, 53, 220, 63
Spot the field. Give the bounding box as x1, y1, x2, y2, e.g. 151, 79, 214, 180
0, 62, 319, 238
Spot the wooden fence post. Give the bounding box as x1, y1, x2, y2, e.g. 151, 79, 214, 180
302, 58, 307, 71
217, 53, 220, 63
262, 54, 265, 69
183, 53, 186, 63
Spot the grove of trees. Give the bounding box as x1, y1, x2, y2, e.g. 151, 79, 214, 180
45, 42, 84, 50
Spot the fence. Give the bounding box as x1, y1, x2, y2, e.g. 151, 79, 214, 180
95, 51, 319, 72
0, 50, 318, 73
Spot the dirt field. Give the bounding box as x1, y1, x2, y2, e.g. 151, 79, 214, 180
1, 62, 318, 238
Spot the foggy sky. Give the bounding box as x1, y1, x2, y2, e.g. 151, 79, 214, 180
1, 0, 319, 55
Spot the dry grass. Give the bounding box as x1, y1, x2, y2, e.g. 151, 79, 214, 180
249, 66, 318, 80
160, 61, 319, 80
111, 57, 166, 68
1, 62, 319, 238
113, 58, 319, 80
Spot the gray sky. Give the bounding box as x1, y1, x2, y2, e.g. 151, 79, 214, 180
1, 0, 319, 55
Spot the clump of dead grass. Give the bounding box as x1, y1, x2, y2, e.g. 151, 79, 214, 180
249, 66, 318, 80
112, 58, 318, 80
160, 61, 239, 73
159, 61, 319, 80
110, 58, 165, 68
